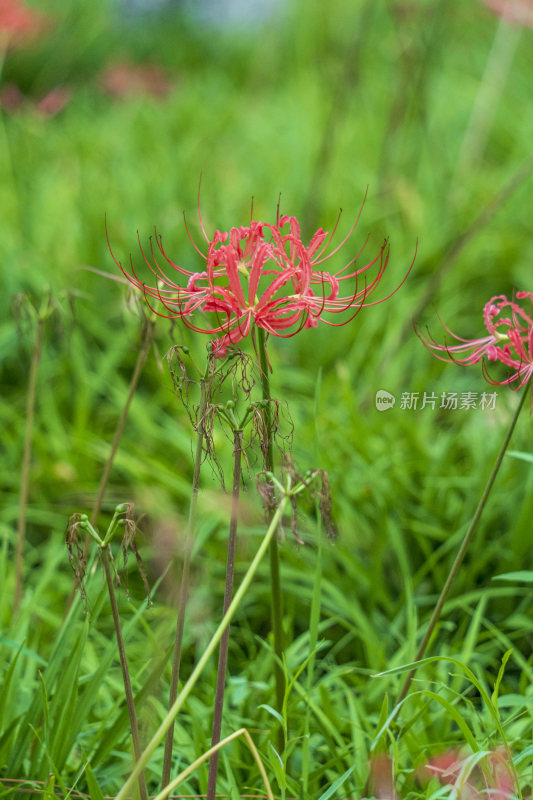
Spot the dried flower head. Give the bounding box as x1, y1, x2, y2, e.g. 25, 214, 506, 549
110, 200, 412, 356
419, 291, 533, 389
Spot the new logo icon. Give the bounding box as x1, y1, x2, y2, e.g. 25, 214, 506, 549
375, 390, 396, 411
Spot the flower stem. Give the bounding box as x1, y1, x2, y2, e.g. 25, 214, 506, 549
394, 377, 532, 711
101, 546, 148, 800
302, 369, 323, 794
206, 429, 243, 800
256, 327, 285, 749
14, 318, 43, 616
301, 0, 376, 230
116, 491, 290, 800
90, 319, 155, 528
161, 355, 215, 790
154, 727, 274, 800
65, 320, 155, 616
453, 15, 520, 187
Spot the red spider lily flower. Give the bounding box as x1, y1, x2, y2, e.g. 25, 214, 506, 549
0, 82, 71, 115
418, 291, 533, 389
110, 204, 413, 357
100, 62, 171, 100
35, 86, 71, 116
419, 748, 516, 800
482, 0, 533, 27
0, 0, 50, 48
368, 754, 399, 800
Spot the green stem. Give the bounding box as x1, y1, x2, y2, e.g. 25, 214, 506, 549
454, 16, 520, 182
116, 492, 289, 800
206, 429, 243, 800
154, 727, 274, 800
101, 547, 148, 800
302, 369, 323, 793
301, 0, 376, 230
161, 355, 215, 790
394, 378, 532, 710
256, 327, 285, 749
392, 153, 533, 358
14, 319, 43, 616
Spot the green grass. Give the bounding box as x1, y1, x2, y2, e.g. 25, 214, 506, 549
1, 0, 533, 797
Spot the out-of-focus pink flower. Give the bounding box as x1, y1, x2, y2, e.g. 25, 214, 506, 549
111, 204, 412, 356
100, 62, 172, 100
368, 754, 399, 800
0, 0, 50, 48
0, 82, 71, 115
419, 291, 533, 389
0, 81, 24, 111
35, 86, 71, 116
420, 748, 516, 800
482, 0, 533, 27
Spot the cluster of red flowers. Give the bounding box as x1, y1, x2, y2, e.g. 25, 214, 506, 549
114, 207, 411, 357
0, 0, 73, 116
1, 2, 171, 116
421, 291, 533, 389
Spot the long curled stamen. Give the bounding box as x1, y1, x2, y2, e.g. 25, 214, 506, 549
109, 200, 410, 355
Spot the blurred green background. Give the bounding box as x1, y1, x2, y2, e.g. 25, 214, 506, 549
1, 0, 532, 795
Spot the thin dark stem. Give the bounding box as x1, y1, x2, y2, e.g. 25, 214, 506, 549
14, 319, 43, 616
395, 152, 533, 355
66, 320, 155, 616
377, 0, 447, 193
302, 0, 376, 231
394, 378, 532, 711
256, 328, 285, 751
206, 429, 243, 800
161, 356, 215, 790
90, 320, 155, 528
101, 547, 148, 800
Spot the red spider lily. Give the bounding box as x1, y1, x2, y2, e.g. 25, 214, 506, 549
100, 62, 171, 100
110, 204, 412, 356
0, 0, 50, 48
419, 748, 516, 800
419, 291, 533, 389
482, 0, 533, 27
368, 754, 399, 800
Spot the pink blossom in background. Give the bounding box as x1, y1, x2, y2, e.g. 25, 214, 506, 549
420, 748, 516, 800
0, 0, 67, 116
0, 81, 24, 111
0, 82, 71, 116
111, 205, 412, 356
482, 0, 533, 27
35, 86, 71, 116
100, 62, 172, 100
368, 754, 399, 800
0, 0, 50, 48
419, 291, 533, 389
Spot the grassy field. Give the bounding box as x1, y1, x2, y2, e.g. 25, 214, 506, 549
1, 0, 533, 798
